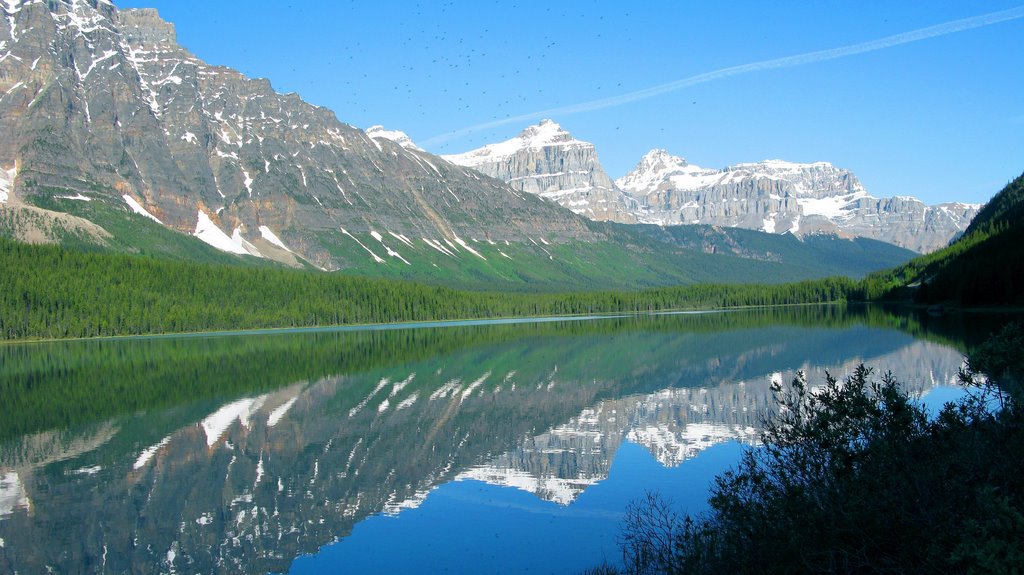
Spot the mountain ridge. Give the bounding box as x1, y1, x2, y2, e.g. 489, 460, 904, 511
617, 148, 981, 253
447, 121, 981, 254
0, 2, 598, 270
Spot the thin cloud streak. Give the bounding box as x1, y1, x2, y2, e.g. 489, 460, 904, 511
423, 6, 1024, 147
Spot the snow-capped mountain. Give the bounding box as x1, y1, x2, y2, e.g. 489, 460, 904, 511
365, 125, 423, 151
618, 149, 981, 253
447, 116, 980, 254
443, 119, 639, 223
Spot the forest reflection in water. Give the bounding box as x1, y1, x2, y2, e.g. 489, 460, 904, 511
0, 305, 997, 574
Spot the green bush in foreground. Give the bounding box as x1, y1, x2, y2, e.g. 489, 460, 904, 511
594, 326, 1024, 575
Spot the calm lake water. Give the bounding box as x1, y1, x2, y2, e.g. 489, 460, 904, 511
0, 306, 1004, 574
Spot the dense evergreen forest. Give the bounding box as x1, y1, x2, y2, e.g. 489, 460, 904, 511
861, 171, 1024, 306
0, 238, 857, 340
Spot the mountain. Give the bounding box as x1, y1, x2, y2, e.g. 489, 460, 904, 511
865, 171, 1024, 306
0, 2, 914, 290
0, 2, 597, 269
618, 150, 980, 253
445, 122, 978, 255
442, 119, 640, 223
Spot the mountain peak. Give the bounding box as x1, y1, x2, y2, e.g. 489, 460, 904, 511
516, 119, 575, 147
640, 148, 688, 170
441, 119, 587, 167
120, 8, 178, 47
366, 125, 424, 152
616, 148, 705, 195
442, 120, 637, 223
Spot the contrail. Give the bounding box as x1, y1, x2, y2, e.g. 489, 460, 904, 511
423, 6, 1024, 147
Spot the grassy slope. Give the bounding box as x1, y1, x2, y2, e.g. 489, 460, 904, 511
611, 223, 917, 279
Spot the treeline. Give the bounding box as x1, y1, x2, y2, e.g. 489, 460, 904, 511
0, 238, 860, 341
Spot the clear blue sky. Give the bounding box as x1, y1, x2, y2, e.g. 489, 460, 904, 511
115, 0, 1023, 205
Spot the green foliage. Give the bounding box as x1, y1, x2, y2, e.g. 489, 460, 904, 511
317, 226, 885, 293
860, 171, 1024, 306
964, 171, 1024, 238
603, 326, 1024, 574
0, 237, 862, 341
618, 223, 916, 280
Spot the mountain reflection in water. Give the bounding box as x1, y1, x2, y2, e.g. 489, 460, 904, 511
0, 306, 975, 574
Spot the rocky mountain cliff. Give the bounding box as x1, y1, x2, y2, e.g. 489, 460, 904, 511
0, 1, 596, 270
442, 119, 639, 223
618, 150, 980, 253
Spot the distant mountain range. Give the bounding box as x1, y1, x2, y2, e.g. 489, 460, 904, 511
445, 121, 981, 254
0, 2, 928, 287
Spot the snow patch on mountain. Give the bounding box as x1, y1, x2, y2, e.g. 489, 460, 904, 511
258, 225, 293, 253
0, 165, 15, 203
340, 228, 385, 263
122, 194, 163, 224
231, 227, 263, 257
194, 210, 253, 256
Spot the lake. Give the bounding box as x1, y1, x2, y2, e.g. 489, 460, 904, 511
0, 305, 1002, 574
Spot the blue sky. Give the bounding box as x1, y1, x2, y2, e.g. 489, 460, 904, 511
115, 1, 1023, 204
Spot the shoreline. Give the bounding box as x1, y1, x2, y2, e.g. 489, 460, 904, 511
0, 303, 838, 345
4, 301, 1021, 346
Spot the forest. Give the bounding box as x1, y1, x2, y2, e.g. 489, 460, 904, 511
0, 237, 858, 341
